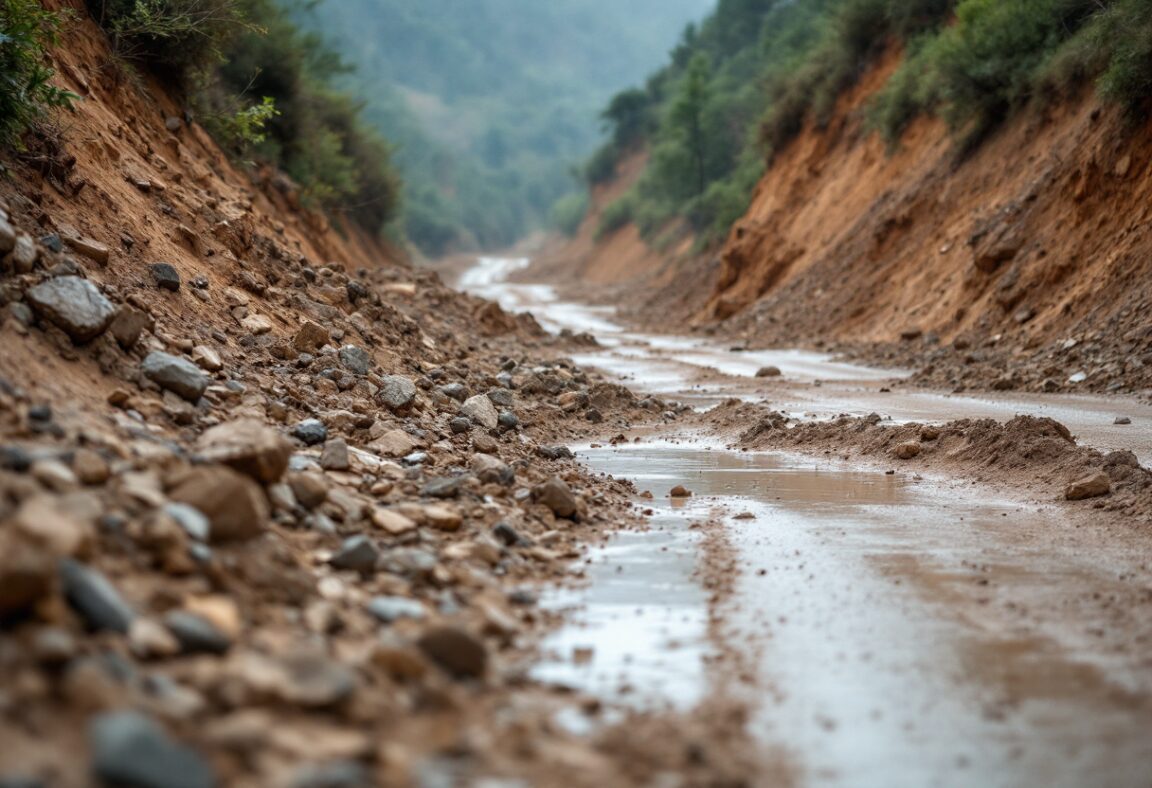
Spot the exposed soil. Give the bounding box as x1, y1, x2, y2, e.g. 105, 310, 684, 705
0, 6, 779, 787
545, 50, 1152, 401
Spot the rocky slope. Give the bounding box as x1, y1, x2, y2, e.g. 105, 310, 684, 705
0, 6, 775, 786
549, 56, 1152, 399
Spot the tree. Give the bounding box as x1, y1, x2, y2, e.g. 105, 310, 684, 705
669, 52, 711, 199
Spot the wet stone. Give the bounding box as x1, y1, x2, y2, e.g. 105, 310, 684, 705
25, 276, 117, 342
532, 477, 578, 519
60, 559, 135, 634
338, 345, 370, 375
367, 596, 425, 624
141, 352, 208, 402
90, 710, 214, 788
293, 419, 328, 446
164, 611, 233, 655
149, 263, 181, 292
329, 535, 379, 573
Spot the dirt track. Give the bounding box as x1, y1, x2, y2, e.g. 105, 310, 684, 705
457, 255, 1152, 788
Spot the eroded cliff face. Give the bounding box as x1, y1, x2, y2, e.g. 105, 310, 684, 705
709, 57, 1152, 360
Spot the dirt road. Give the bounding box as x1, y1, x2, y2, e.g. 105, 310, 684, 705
459, 256, 1152, 788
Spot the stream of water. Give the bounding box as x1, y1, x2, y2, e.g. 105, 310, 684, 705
459, 256, 1152, 788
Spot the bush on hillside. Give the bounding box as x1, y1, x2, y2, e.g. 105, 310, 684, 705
0, 0, 77, 147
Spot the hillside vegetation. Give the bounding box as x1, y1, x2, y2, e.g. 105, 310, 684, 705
296, 0, 712, 255
590, 0, 1152, 250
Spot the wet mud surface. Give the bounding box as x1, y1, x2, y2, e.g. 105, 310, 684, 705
460, 257, 1152, 787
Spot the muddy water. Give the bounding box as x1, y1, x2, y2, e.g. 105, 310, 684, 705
459, 258, 1152, 787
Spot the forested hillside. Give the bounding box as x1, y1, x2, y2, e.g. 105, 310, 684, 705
297, 0, 713, 255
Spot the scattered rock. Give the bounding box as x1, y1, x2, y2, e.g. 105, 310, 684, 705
1065, 472, 1111, 501
338, 345, 371, 375
59, 559, 134, 633
533, 477, 578, 518
0, 530, 56, 616
287, 472, 328, 510
440, 383, 468, 402
329, 535, 379, 573
149, 263, 181, 292
369, 429, 417, 458
497, 410, 519, 431
379, 375, 417, 411
367, 596, 425, 624
417, 626, 488, 679
669, 485, 692, 498
26, 276, 117, 342
141, 352, 209, 402
755, 366, 782, 378
198, 419, 292, 483
1115, 416, 1132, 425
319, 438, 350, 471
90, 711, 214, 788
191, 345, 223, 372
64, 235, 110, 266
109, 305, 151, 349
167, 465, 269, 542
893, 441, 921, 460
461, 394, 498, 430
164, 611, 233, 655
292, 419, 328, 446
293, 321, 330, 352
473, 454, 513, 485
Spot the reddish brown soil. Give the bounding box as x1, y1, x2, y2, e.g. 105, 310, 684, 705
544, 51, 1152, 398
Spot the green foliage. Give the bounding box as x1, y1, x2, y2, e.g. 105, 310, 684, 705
294, 0, 713, 254
204, 95, 278, 150
0, 0, 78, 146
870, 0, 1152, 148
86, 0, 248, 83
596, 196, 634, 240
549, 191, 589, 237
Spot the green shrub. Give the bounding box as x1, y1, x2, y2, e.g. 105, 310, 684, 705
1094, 0, 1152, 114
0, 0, 78, 146
86, 0, 247, 84
596, 195, 634, 239
549, 190, 588, 237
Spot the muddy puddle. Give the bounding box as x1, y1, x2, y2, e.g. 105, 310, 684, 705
536, 441, 1152, 787
461, 257, 1152, 786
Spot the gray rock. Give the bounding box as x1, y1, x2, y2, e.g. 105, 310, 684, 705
1115, 416, 1132, 425
460, 394, 498, 429
141, 352, 208, 402
25, 276, 117, 342
472, 454, 513, 486
329, 535, 379, 573
337, 345, 370, 375
289, 761, 370, 788
164, 611, 232, 655
367, 595, 425, 624
439, 383, 468, 402
537, 445, 573, 460
449, 417, 471, 435
422, 476, 463, 498
60, 559, 134, 633
292, 419, 328, 446
319, 438, 350, 471
163, 503, 210, 542
11, 234, 37, 273
39, 233, 62, 253
497, 410, 519, 431
492, 522, 523, 547
379, 375, 417, 411
149, 263, 181, 292
532, 477, 578, 519
417, 626, 487, 679
90, 711, 214, 788
487, 388, 514, 407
